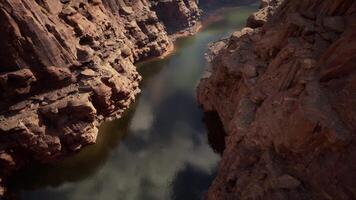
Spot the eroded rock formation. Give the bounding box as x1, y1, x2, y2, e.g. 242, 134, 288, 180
198, 0, 356, 199
152, 0, 200, 34
0, 0, 202, 196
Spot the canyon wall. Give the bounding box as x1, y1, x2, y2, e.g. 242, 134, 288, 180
152, 0, 200, 34
198, 0, 356, 199
0, 0, 201, 196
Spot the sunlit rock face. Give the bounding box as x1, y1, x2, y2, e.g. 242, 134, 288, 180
0, 0, 204, 195
198, 0, 356, 199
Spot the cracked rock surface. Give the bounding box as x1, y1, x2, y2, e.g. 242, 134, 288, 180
198, 0, 356, 199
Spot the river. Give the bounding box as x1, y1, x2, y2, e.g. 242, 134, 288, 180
10, 5, 257, 200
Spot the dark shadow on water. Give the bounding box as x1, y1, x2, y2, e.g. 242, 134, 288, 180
171, 164, 217, 200
8, 101, 138, 190
8, 37, 180, 193
8, 48, 171, 193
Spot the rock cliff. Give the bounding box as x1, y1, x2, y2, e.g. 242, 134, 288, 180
0, 0, 201, 196
198, 0, 356, 199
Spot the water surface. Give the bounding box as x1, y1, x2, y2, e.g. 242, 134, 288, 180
12, 6, 257, 200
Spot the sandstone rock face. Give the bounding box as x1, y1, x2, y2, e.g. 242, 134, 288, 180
0, 0, 201, 195
152, 0, 201, 34
198, 0, 356, 199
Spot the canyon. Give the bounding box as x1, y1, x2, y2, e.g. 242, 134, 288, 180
0, 0, 205, 197
0, 0, 256, 198
198, 0, 356, 199
0, 0, 355, 199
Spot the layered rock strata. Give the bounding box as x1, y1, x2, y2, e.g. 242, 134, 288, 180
152, 0, 200, 34
0, 0, 201, 196
198, 0, 356, 199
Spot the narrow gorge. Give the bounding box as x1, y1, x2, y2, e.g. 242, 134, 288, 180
0, 0, 355, 199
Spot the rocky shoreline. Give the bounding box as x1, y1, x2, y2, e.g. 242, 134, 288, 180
197, 0, 356, 199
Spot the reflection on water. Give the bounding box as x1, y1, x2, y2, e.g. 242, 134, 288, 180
10, 5, 257, 200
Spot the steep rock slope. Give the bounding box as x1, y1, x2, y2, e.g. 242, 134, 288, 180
0, 0, 201, 195
198, 0, 356, 199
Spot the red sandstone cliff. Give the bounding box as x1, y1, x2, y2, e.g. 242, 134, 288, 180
0, 0, 202, 196
198, 0, 356, 199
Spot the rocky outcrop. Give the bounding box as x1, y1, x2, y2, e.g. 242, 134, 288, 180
0, 0, 202, 196
246, 0, 281, 28
152, 0, 201, 34
198, 0, 356, 199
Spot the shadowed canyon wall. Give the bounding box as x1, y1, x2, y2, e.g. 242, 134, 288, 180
198, 0, 356, 199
